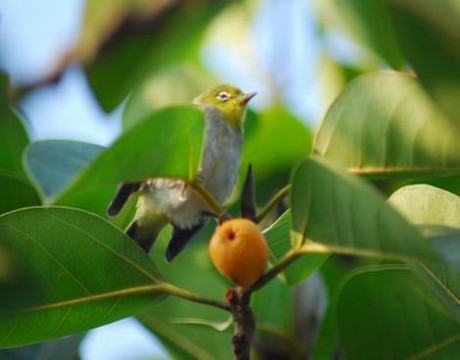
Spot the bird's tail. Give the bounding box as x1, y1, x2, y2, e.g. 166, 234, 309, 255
125, 218, 167, 253
165, 221, 206, 262
107, 182, 141, 216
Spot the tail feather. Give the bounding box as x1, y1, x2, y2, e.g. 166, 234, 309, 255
125, 219, 163, 253
165, 222, 205, 262
107, 182, 141, 216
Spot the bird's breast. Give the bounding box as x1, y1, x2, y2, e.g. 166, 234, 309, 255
200, 111, 243, 203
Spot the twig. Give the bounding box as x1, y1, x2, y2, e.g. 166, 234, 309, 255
247, 249, 303, 293
158, 283, 230, 312
256, 185, 291, 223
190, 181, 229, 223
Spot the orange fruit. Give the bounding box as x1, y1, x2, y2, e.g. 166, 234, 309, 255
209, 218, 269, 288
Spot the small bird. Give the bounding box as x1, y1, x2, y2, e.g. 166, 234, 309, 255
107, 84, 256, 261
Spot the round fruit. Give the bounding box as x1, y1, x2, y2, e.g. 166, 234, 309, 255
209, 218, 269, 288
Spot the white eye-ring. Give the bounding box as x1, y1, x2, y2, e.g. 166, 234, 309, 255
216, 91, 231, 101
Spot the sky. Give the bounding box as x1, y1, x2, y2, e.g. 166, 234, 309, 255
0, 0, 346, 358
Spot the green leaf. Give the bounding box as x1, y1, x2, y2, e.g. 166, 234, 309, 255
328, 0, 405, 68
291, 157, 438, 263
337, 266, 460, 359
264, 211, 328, 285
314, 71, 460, 178
24, 140, 104, 201
0, 207, 164, 348
78, 0, 234, 110
36, 106, 204, 216
0, 172, 40, 215
387, 0, 460, 128
0, 74, 29, 178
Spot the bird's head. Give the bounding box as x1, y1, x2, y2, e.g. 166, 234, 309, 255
193, 84, 256, 129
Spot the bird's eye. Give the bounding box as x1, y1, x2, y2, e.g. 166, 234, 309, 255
216, 91, 231, 101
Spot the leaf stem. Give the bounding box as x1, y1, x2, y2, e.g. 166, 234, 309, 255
190, 181, 229, 223
158, 283, 230, 312
247, 248, 302, 293
256, 185, 291, 223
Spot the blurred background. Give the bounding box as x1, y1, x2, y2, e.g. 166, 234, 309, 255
0, 0, 375, 358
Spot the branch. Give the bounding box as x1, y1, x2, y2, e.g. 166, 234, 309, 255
247, 248, 302, 293
190, 181, 229, 223
224, 248, 304, 359
157, 282, 230, 312
256, 185, 291, 223
227, 287, 254, 360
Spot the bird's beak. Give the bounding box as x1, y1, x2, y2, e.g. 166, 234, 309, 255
241, 92, 257, 104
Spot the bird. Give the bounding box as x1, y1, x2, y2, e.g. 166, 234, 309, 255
107, 84, 256, 262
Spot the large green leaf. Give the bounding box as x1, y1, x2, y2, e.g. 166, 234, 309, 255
78, 0, 234, 110
387, 0, 460, 128
314, 71, 460, 178
24, 140, 104, 202
0, 172, 40, 215
0, 207, 164, 348
291, 157, 439, 263
337, 266, 460, 359
0, 74, 29, 178
22, 107, 204, 216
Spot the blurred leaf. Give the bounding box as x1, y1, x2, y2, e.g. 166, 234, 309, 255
0, 74, 29, 178
0, 334, 86, 360
24, 140, 104, 201
25, 106, 204, 216
330, 0, 405, 68
314, 71, 460, 178
138, 228, 232, 360
0, 207, 164, 348
388, 185, 460, 321
0, 172, 40, 215
78, 0, 234, 110
389, 184, 460, 228
291, 157, 439, 263
239, 107, 312, 204
251, 278, 300, 358
387, 0, 460, 128
337, 266, 460, 359
34, 334, 85, 360
264, 211, 328, 285
122, 65, 211, 130
243, 107, 311, 181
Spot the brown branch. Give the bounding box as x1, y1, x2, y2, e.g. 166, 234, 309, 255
227, 287, 255, 360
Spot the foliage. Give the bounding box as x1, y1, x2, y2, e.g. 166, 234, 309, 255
1, 0, 459, 359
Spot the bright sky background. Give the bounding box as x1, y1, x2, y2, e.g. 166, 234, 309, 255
0, 0, 353, 358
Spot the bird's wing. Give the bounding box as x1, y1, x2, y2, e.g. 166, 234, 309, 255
107, 182, 141, 216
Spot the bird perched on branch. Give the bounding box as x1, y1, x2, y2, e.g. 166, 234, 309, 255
107, 84, 256, 261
